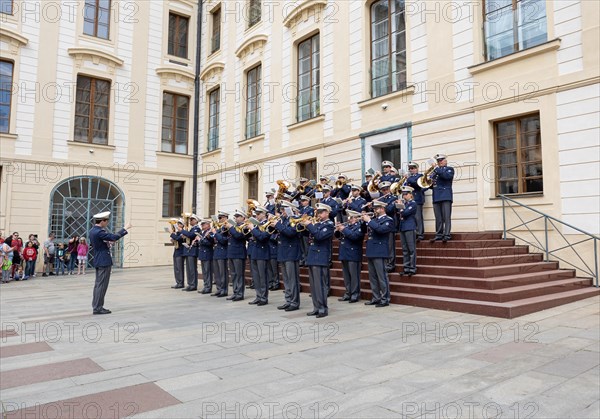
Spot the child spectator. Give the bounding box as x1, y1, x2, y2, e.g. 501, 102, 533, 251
13, 265, 26, 281
55, 243, 66, 275
77, 237, 89, 275
67, 235, 79, 275
26, 234, 40, 277
23, 241, 37, 279
1, 241, 14, 283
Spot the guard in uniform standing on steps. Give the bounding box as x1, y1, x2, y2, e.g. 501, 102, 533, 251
248, 207, 270, 306
88, 211, 131, 315
197, 219, 215, 294
302, 203, 335, 318
275, 203, 302, 311
430, 153, 455, 243
335, 210, 366, 303
212, 211, 229, 297
227, 210, 248, 301
180, 215, 200, 291
170, 219, 185, 289
397, 186, 418, 276
404, 161, 427, 241
363, 201, 395, 307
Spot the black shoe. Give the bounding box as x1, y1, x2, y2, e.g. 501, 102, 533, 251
42, 273, 48, 277
375, 303, 389, 308
277, 304, 290, 310
270, 284, 280, 291
171, 284, 184, 289
183, 287, 197, 291
407, 272, 415, 277
316, 312, 328, 318
306, 311, 318, 316
257, 301, 268, 306
349, 299, 359, 303
93, 308, 111, 315
210, 292, 219, 296
338, 296, 350, 302
442, 237, 450, 243
226, 295, 235, 300
199, 289, 211, 294
49, 272, 55, 276
232, 297, 244, 301
430, 238, 442, 243
248, 299, 260, 305
217, 293, 228, 298
285, 306, 299, 312
364, 300, 380, 306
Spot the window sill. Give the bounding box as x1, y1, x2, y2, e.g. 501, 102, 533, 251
244, 21, 262, 35
156, 151, 193, 159
68, 140, 115, 150
468, 39, 561, 75
238, 134, 265, 145
490, 192, 544, 200
79, 33, 115, 48
287, 114, 325, 131
0, 132, 18, 140
167, 56, 191, 67
207, 49, 221, 61
201, 148, 221, 158
357, 85, 416, 109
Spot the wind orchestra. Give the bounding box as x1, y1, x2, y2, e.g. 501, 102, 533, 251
166, 155, 454, 318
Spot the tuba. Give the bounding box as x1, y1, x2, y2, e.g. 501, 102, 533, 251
417, 159, 437, 189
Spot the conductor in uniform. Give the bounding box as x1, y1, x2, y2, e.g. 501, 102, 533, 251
88, 211, 131, 314
302, 203, 335, 318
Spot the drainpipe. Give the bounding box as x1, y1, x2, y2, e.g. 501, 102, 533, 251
192, 0, 203, 214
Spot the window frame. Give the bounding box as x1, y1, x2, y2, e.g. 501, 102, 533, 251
298, 159, 317, 182
0, 59, 14, 134
207, 87, 220, 152
161, 91, 190, 154
83, 0, 111, 40
482, 0, 548, 61
162, 180, 185, 218
248, 0, 261, 28
245, 64, 262, 139
0, 0, 13, 15
74, 74, 111, 145
494, 112, 543, 196
211, 7, 221, 53
296, 33, 320, 123
369, 0, 407, 98
246, 171, 259, 201
207, 180, 217, 217
168, 12, 190, 59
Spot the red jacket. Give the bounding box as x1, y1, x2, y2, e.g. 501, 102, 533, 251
23, 247, 37, 261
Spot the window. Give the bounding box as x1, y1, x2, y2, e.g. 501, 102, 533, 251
207, 181, 216, 216
168, 13, 189, 58
161, 92, 189, 154
163, 180, 184, 217
246, 171, 258, 200
370, 0, 406, 98
246, 65, 261, 139
0, 60, 13, 133
484, 0, 547, 61
297, 34, 319, 122
495, 113, 543, 195
248, 0, 261, 27
380, 144, 400, 168
211, 8, 221, 53
74, 75, 110, 145
207, 88, 220, 151
0, 0, 13, 14
298, 159, 317, 182
83, 0, 111, 39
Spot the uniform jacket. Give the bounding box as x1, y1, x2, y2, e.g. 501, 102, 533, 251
332, 184, 351, 200
405, 173, 427, 205
275, 218, 302, 262
299, 205, 314, 216
321, 196, 339, 220
197, 229, 215, 261
180, 225, 200, 257
227, 225, 248, 259
213, 230, 229, 260
337, 222, 366, 262
250, 221, 271, 260
346, 196, 367, 213
88, 225, 128, 267
432, 166, 454, 203
305, 220, 335, 266
170, 231, 185, 257
365, 215, 395, 258
398, 200, 418, 232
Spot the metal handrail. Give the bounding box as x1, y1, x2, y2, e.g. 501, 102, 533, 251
500, 194, 599, 287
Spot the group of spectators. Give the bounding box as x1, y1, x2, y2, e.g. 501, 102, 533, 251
0, 232, 89, 283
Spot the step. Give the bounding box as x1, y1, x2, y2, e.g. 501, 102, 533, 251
415, 246, 530, 257
329, 254, 542, 269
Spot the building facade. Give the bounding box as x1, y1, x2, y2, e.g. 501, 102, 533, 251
1, 0, 599, 269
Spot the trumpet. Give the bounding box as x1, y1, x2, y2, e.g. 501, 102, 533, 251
289, 214, 317, 232
235, 220, 253, 236
417, 159, 437, 189
259, 215, 281, 233
335, 177, 354, 188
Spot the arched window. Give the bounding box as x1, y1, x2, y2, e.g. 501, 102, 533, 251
49, 176, 125, 267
